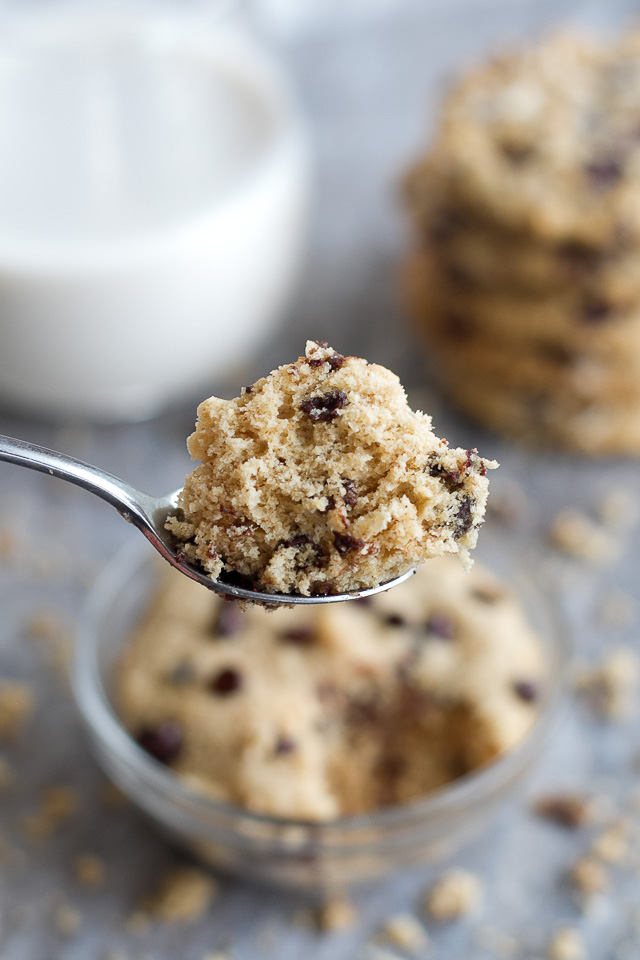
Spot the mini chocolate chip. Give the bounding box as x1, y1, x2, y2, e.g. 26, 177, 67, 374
243, 385, 253, 394
341, 478, 358, 509
213, 603, 244, 638
442, 313, 473, 340
209, 668, 242, 696
309, 349, 345, 371
558, 242, 601, 272
333, 532, 365, 555
347, 698, 380, 724
585, 158, 623, 190
514, 680, 539, 702
281, 626, 316, 645
274, 735, 297, 755
471, 586, 502, 605
454, 496, 474, 538
384, 613, 406, 628
425, 613, 455, 639
300, 390, 348, 422
321, 496, 336, 514
207, 544, 218, 561
310, 582, 335, 597
282, 534, 311, 549
447, 264, 477, 289
175, 549, 188, 564
581, 300, 611, 324
501, 142, 535, 163
137, 721, 183, 764
538, 342, 574, 366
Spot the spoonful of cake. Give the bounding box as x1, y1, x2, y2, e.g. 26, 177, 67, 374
0, 341, 497, 606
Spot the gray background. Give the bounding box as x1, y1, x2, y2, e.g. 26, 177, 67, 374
2, 1, 640, 957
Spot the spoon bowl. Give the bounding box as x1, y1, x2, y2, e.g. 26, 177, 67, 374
0, 434, 417, 606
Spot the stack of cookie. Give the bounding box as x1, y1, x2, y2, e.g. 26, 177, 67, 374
403, 30, 640, 454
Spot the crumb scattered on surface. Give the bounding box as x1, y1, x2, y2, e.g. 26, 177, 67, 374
23, 785, 78, 841
575, 650, 639, 719
0, 681, 33, 739
73, 853, 106, 889
534, 794, 593, 828
425, 868, 483, 921
547, 927, 585, 960
569, 855, 609, 898
139, 866, 218, 923
54, 904, 82, 937
315, 896, 357, 933
549, 509, 618, 564
377, 913, 429, 952
591, 820, 632, 864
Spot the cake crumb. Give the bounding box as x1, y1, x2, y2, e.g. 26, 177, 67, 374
315, 896, 357, 933
139, 866, 218, 923
569, 855, 609, 911
534, 794, 593, 828
54, 904, 82, 937
473, 926, 519, 959
23, 785, 78, 841
549, 509, 618, 564
73, 852, 106, 889
425, 868, 482, 921
591, 820, 631, 864
377, 913, 429, 952
0, 681, 33, 739
547, 927, 585, 960
575, 650, 639, 719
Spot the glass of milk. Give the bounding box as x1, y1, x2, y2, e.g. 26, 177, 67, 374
0, 0, 309, 420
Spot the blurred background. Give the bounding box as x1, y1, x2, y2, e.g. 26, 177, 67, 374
2, 1, 640, 958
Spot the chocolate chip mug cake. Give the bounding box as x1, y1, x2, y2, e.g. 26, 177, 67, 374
117, 557, 544, 820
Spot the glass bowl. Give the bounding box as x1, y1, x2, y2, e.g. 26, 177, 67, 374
72, 533, 569, 893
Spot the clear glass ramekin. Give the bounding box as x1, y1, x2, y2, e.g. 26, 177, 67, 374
72, 533, 569, 893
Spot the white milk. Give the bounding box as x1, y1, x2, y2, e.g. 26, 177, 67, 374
0, 8, 309, 419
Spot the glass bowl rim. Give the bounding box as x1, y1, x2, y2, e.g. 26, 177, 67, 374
72, 535, 571, 837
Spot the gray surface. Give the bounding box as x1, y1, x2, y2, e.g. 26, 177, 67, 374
2, 2, 640, 958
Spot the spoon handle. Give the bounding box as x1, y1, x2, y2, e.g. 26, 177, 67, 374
0, 433, 148, 522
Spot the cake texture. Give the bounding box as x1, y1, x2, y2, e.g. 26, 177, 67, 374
167, 340, 496, 596
117, 557, 545, 821
403, 29, 640, 454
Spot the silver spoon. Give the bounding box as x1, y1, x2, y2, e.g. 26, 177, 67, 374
0, 434, 416, 606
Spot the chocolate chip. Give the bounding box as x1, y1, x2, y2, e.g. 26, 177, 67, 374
321, 496, 336, 514
310, 582, 335, 597
558, 242, 600, 272
471, 586, 502, 605
447, 264, 477, 289
282, 534, 311, 549
341, 478, 358, 509
300, 390, 348, 422
281, 626, 316, 645
333, 532, 365, 555
585, 158, 623, 190
425, 613, 455, 639
243, 384, 253, 394
137, 721, 183, 764
347, 698, 380, 724
274, 735, 297, 755
501, 142, 535, 163
213, 603, 244, 638
538, 342, 574, 366
441, 313, 473, 340
175, 549, 188, 565
207, 544, 218, 561
534, 794, 591, 828
513, 679, 539, 702
454, 496, 475, 538
384, 613, 406, 628
209, 668, 242, 696
581, 300, 611, 324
